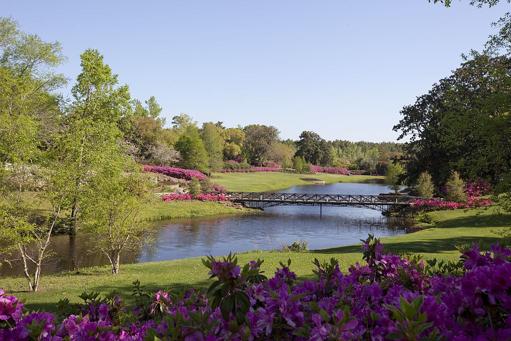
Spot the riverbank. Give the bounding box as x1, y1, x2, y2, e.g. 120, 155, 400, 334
211, 172, 383, 192
141, 200, 254, 221
141, 172, 383, 221
2, 205, 509, 311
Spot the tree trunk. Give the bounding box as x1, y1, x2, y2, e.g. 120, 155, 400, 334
110, 251, 121, 275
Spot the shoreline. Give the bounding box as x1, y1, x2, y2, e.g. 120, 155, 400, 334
3, 206, 508, 312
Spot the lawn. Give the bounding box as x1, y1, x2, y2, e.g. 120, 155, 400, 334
2, 205, 509, 312
211, 172, 383, 192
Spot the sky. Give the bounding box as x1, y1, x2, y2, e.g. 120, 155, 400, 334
2, 1, 509, 142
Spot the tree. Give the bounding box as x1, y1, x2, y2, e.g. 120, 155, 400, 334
296, 131, 326, 165
58, 49, 131, 236
223, 128, 245, 161
394, 54, 511, 186
80, 160, 151, 275
0, 18, 64, 165
243, 124, 279, 165
201, 122, 225, 171
175, 126, 209, 172
268, 142, 296, 168
385, 163, 404, 194
416, 172, 435, 198
293, 156, 309, 173
0, 18, 65, 291
445, 171, 467, 202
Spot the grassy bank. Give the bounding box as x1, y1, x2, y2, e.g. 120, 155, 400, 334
211, 172, 383, 192
140, 200, 253, 221
2, 206, 509, 311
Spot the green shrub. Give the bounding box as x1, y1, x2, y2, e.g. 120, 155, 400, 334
445, 171, 466, 202
415, 172, 434, 198
282, 240, 308, 252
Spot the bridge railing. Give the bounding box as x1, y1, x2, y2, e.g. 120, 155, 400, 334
226, 192, 418, 205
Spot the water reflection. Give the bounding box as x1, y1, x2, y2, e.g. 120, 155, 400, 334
0, 182, 408, 277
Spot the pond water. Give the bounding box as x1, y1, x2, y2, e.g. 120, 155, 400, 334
0, 182, 408, 277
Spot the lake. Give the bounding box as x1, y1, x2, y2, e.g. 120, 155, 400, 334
0, 182, 408, 277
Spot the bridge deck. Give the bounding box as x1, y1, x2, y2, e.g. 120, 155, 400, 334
227, 192, 416, 209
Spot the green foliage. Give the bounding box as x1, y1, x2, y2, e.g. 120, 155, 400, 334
385, 296, 438, 340
242, 124, 279, 164
394, 54, 511, 186
175, 126, 209, 172
268, 141, 295, 168
292, 156, 309, 173
188, 178, 201, 195
296, 131, 332, 166
201, 122, 225, 171
445, 171, 467, 202
80, 160, 152, 275
282, 240, 308, 252
385, 163, 404, 193
416, 172, 435, 198
497, 192, 511, 212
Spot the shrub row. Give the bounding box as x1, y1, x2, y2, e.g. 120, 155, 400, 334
143, 165, 207, 181
161, 193, 229, 202
310, 165, 350, 175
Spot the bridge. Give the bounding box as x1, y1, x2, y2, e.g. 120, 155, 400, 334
227, 192, 418, 215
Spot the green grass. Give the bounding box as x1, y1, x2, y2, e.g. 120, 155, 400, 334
140, 200, 254, 221
211, 172, 383, 192
2, 205, 509, 312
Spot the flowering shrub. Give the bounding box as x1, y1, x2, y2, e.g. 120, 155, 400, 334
413, 197, 493, 210
143, 165, 207, 181
2, 237, 511, 340
411, 197, 493, 210
310, 165, 350, 175
161, 193, 229, 202
465, 179, 492, 197
221, 166, 282, 173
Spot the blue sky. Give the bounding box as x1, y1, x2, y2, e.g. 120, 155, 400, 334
3, 1, 508, 141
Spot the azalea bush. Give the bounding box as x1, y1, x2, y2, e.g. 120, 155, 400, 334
161, 193, 229, 202
310, 165, 350, 175
465, 179, 492, 197
2, 236, 511, 340
143, 165, 207, 181
411, 197, 493, 210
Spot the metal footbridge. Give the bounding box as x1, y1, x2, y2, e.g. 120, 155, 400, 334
227, 192, 417, 214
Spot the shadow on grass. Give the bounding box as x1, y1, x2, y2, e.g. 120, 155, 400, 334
22, 278, 212, 313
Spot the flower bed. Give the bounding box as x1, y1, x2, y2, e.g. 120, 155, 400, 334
162, 193, 229, 202
143, 165, 207, 181
411, 197, 493, 210
465, 179, 492, 197
310, 165, 350, 175
2, 237, 511, 339
220, 166, 283, 173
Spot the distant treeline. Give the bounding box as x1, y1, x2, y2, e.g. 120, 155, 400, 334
123, 113, 402, 175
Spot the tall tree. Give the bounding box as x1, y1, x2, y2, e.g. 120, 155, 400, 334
243, 124, 279, 165
296, 131, 330, 166
0, 18, 66, 290
175, 126, 209, 172
58, 49, 131, 235
394, 54, 511, 186
201, 122, 225, 171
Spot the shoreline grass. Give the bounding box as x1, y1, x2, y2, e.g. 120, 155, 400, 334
2, 205, 509, 312
211, 172, 384, 192
140, 200, 255, 221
